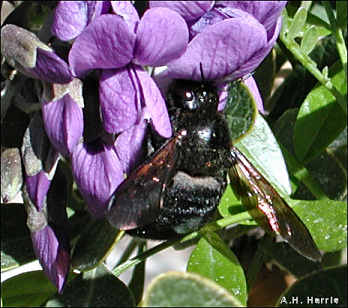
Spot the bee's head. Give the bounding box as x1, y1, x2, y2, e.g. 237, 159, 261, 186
166, 79, 219, 112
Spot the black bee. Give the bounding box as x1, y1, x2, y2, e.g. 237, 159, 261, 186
106, 78, 321, 262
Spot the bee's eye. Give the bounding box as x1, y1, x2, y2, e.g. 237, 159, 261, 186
175, 88, 194, 101
184, 90, 194, 101
173, 88, 197, 110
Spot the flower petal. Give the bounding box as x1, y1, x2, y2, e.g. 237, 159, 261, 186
51, 1, 89, 41
219, 1, 287, 30
1, 25, 73, 84
149, 1, 214, 21
231, 17, 282, 80
42, 94, 84, 155
69, 14, 135, 77
115, 108, 150, 173
52, 1, 111, 41
99, 68, 139, 134
71, 139, 124, 218
217, 83, 229, 111
162, 18, 268, 82
31, 225, 70, 293
1, 24, 51, 69
93, 1, 111, 17
26, 171, 51, 211
135, 66, 172, 138
111, 1, 140, 33
25, 48, 74, 84
244, 76, 264, 114
257, 17, 283, 63
133, 7, 189, 67
187, 6, 253, 39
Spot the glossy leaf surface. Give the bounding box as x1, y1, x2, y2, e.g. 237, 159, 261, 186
187, 232, 247, 305
142, 271, 243, 307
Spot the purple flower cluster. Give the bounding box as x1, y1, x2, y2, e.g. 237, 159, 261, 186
1, 1, 286, 292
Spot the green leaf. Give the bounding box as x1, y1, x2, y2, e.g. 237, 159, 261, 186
290, 200, 347, 252
284, 6, 331, 36
218, 183, 252, 221
27, 3, 51, 29
321, 250, 346, 268
276, 266, 347, 307
293, 149, 347, 200
1, 203, 36, 271
264, 242, 322, 278
187, 232, 247, 305
71, 218, 121, 271
337, 1, 347, 28
273, 109, 346, 201
268, 33, 342, 123
294, 61, 347, 162
288, 7, 308, 39
254, 50, 276, 104
309, 2, 330, 24
59, 159, 86, 213
272, 109, 298, 157
45, 265, 134, 307
300, 26, 319, 54
280, 7, 289, 34
225, 81, 257, 143
1, 271, 58, 307
142, 271, 243, 307
236, 113, 292, 197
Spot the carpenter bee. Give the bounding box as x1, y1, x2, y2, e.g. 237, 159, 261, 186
106, 78, 321, 262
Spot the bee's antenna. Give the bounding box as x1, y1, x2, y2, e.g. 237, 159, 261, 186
199, 62, 205, 83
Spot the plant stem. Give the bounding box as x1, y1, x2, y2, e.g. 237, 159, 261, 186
111, 212, 251, 277
322, 1, 347, 80
280, 30, 347, 115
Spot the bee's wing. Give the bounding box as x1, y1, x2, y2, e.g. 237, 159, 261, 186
229, 146, 321, 261
106, 131, 186, 230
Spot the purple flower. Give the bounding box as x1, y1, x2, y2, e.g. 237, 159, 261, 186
68, 7, 188, 135
21, 112, 60, 209
26, 171, 51, 212
149, 1, 215, 21
24, 168, 70, 293
150, 1, 286, 113
68, 14, 135, 77
51, 1, 111, 41
115, 107, 150, 174
150, 1, 286, 37
67, 7, 188, 77
1, 24, 82, 157
244, 77, 264, 114
42, 79, 84, 156
67, 5, 189, 172
1, 25, 73, 84
31, 225, 70, 293
152, 1, 286, 82
217, 1, 286, 31
71, 138, 124, 218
